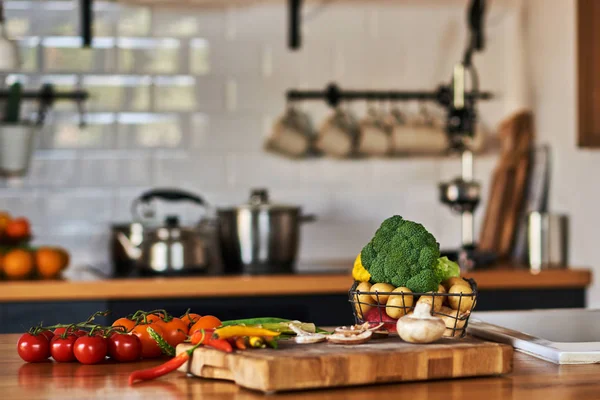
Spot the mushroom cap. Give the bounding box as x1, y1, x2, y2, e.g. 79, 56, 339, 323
396, 303, 446, 344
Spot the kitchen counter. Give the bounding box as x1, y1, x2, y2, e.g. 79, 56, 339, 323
0, 266, 591, 334
3, 333, 600, 400
0, 266, 592, 302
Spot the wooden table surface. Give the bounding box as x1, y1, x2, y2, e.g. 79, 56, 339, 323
3, 334, 600, 400
0, 267, 592, 302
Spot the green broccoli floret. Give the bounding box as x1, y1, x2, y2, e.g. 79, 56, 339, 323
360, 216, 441, 292
434, 256, 461, 283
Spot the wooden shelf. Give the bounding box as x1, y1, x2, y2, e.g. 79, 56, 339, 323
111, 0, 458, 9
0, 267, 591, 302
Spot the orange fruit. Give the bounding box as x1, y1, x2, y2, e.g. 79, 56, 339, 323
0, 211, 12, 234
3, 249, 34, 280
189, 315, 222, 334
35, 247, 69, 279
5, 217, 31, 239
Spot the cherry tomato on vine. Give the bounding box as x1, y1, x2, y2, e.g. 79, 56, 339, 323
189, 315, 222, 334
161, 317, 189, 347
50, 334, 78, 362
112, 317, 137, 333
131, 323, 164, 359
17, 333, 50, 363
144, 314, 166, 328
40, 330, 54, 342
54, 327, 87, 337
73, 335, 107, 365
107, 333, 141, 362
181, 313, 201, 328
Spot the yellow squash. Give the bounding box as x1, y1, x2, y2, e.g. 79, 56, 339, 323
352, 253, 371, 282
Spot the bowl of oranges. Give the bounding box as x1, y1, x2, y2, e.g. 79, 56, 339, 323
0, 211, 70, 280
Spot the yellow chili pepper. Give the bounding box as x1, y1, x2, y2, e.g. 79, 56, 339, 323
248, 336, 266, 349
212, 326, 280, 340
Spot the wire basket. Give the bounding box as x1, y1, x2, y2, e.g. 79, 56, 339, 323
348, 278, 478, 338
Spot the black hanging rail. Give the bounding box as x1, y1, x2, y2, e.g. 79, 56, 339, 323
286, 83, 492, 108
0, 85, 89, 126
0, 90, 88, 101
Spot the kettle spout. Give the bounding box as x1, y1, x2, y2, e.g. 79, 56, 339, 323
117, 231, 143, 260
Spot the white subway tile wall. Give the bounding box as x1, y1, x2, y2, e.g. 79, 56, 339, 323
0, 0, 517, 274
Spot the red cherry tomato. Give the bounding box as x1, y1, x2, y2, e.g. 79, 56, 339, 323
40, 330, 54, 342
162, 317, 189, 347
50, 334, 78, 362
107, 333, 141, 362
73, 336, 108, 365
17, 333, 50, 363
131, 323, 164, 359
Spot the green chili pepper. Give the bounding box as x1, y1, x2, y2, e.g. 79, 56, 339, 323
220, 317, 291, 327
147, 327, 175, 356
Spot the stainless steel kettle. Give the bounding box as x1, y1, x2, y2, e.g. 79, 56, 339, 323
111, 189, 214, 276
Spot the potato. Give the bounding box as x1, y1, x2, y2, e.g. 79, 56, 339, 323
437, 284, 447, 305
448, 284, 475, 312
438, 306, 468, 337
385, 287, 413, 319
354, 281, 376, 317
416, 291, 443, 312
370, 283, 396, 304
442, 277, 470, 291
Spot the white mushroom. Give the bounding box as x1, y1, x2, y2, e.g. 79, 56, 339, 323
295, 334, 327, 344
334, 322, 383, 335
327, 329, 373, 344
396, 302, 446, 344
289, 321, 327, 344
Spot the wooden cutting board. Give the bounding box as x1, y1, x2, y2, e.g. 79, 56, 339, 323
479, 110, 534, 258
177, 336, 513, 393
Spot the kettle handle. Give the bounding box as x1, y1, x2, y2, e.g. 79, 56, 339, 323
138, 188, 205, 205
132, 189, 207, 221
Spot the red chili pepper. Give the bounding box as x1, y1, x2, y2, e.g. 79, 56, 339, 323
206, 338, 233, 353
234, 337, 247, 350
189, 329, 232, 352
189, 329, 213, 345
128, 344, 198, 385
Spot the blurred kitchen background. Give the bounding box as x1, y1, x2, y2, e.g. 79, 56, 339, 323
0, 1, 594, 303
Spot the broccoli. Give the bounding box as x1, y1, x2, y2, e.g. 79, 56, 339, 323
360, 216, 441, 292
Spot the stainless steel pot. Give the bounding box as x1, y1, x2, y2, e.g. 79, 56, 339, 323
111, 189, 213, 276
217, 189, 316, 274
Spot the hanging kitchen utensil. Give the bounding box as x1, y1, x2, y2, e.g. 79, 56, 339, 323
217, 188, 316, 275
0, 1, 19, 71
357, 103, 391, 157
265, 102, 316, 159
0, 82, 37, 177
316, 105, 360, 158
111, 188, 216, 277
391, 103, 448, 156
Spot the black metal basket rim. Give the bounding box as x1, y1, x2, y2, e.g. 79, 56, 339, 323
349, 278, 478, 297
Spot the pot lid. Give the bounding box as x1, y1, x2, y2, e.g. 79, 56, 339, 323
219, 189, 300, 212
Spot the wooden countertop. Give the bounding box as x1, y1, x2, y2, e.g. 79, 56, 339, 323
3, 333, 600, 400
0, 267, 591, 302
